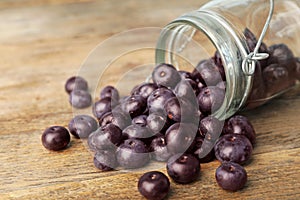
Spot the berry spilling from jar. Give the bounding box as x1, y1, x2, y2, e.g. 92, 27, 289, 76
41, 28, 299, 199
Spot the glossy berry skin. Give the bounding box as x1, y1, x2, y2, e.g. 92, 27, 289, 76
88, 124, 122, 151
174, 78, 199, 99
165, 123, 198, 154
65, 76, 88, 94
122, 124, 155, 144
92, 97, 115, 120
149, 134, 172, 162
167, 153, 200, 184
192, 59, 224, 86
42, 126, 70, 151
138, 171, 170, 200
68, 115, 98, 139
152, 63, 181, 88
199, 116, 223, 142
214, 134, 253, 165
100, 85, 120, 102
131, 83, 158, 99
197, 86, 225, 114
222, 115, 256, 145
121, 95, 147, 118
215, 162, 247, 191
116, 139, 150, 169
94, 149, 118, 171
147, 87, 175, 113
69, 90, 92, 109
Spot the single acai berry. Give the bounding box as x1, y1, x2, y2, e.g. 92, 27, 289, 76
199, 116, 223, 142
147, 87, 175, 113
149, 134, 172, 162
192, 59, 224, 86
93, 149, 118, 171
100, 85, 120, 102
116, 139, 150, 169
121, 95, 147, 118
69, 90, 92, 109
214, 134, 253, 165
88, 124, 122, 151
131, 83, 158, 99
65, 76, 88, 94
41, 126, 70, 151
167, 153, 200, 184
197, 86, 225, 114
68, 115, 98, 139
174, 78, 200, 100
165, 123, 198, 154
92, 97, 115, 120
152, 63, 181, 88
215, 162, 247, 192
138, 171, 170, 200
222, 115, 256, 145
164, 97, 200, 123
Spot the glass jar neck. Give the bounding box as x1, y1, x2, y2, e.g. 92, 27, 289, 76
155, 10, 253, 120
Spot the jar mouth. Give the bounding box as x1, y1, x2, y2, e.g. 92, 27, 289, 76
156, 10, 251, 120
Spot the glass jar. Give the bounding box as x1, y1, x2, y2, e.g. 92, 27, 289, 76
156, 0, 300, 119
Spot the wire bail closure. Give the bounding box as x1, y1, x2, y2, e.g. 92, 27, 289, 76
242, 0, 274, 76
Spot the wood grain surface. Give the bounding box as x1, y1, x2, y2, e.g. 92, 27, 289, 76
0, 0, 299, 199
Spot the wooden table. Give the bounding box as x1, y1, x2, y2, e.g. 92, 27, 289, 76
0, 0, 299, 199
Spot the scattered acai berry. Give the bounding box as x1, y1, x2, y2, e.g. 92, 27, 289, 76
215, 162, 247, 191
69, 89, 92, 109
65, 76, 88, 94
42, 126, 70, 151
138, 171, 170, 200
68, 115, 98, 139
167, 153, 200, 184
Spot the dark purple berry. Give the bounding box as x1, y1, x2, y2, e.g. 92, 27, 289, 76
99, 106, 131, 130
192, 59, 224, 86
68, 115, 98, 139
69, 90, 92, 109
214, 134, 253, 165
215, 162, 247, 191
94, 149, 118, 171
223, 115, 256, 145
138, 171, 170, 200
121, 95, 147, 118
165, 123, 197, 154
147, 87, 175, 113
149, 134, 172, 162
167, 153, 200, 184
88, 124, 122, 151
42, 126, 70, 151
100, 85, 119, 102
116, 139, 150, 169
131, 83, 158, 99
92, 97, 115, 120
152, 63, 181, 88
65, 76, 88, 94
197, 86, 225, 114
122, 124, 155, 144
